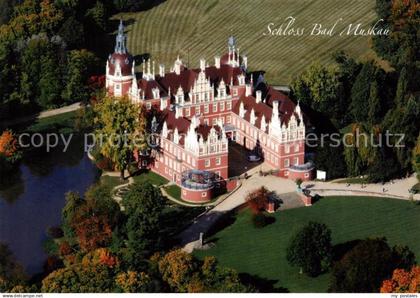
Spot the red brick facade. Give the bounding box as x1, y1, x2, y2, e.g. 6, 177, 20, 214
106, 22, 313, 202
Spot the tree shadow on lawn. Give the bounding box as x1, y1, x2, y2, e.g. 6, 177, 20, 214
205, 210, 238, 240
332, 239, 362, 262
239, 273, 289, 293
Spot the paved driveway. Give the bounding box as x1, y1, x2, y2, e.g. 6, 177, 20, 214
179, 173, 298, 246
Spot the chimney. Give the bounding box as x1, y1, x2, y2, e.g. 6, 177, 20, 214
200, 58, 206, 71
159, 64, 165, 77
242, 55, 248, 70
174, 63, 181, 75
215, 56, 220, 69
272, 100, 279, 118
175, 105, 183, 119
245, 84, 252, 96
256, 90, 262, 103
160, 97, 168, 110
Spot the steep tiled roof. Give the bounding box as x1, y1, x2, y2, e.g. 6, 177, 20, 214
156, 69, 198, 93
204, 65, 243, 86
152, 64, 244, 100
232, 86, 299, 129
137, 79, 168, 99
159, 109, 190, 134
196, 124, 222, 141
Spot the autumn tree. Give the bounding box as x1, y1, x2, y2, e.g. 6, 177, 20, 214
61, 184, 120, 253
94, 96, 147, 180
41, 262, 115, 292
380, 266, 420, 293
157, 249, 250, 293
200, 256, 250, 292
373, 0, 420, 68
74, 214, 113, 252
115, 271, 154, 293
72, 184, 120, 252
246, 186, 270, 214
0, 130, 21, 163
0, 0, 63, 41
286, 221, 332, 277
158, 249, 197, 292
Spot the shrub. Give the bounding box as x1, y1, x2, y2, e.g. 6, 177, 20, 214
246, 187, 270, 214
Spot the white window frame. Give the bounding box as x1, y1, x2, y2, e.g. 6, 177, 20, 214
227, 101, 232, 110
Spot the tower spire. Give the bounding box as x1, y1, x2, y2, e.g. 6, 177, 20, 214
115, 19, 127, 54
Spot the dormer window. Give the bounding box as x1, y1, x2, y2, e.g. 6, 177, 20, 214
238, 75, 245, 85
152, 88, 160, 99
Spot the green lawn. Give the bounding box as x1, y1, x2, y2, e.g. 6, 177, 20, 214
194, 196, 420, 292
23, 111, 78, 134
132, 170, 169, 186
116, 0, 383, 85
100, 175, 126, 189
165, 184, 181, 199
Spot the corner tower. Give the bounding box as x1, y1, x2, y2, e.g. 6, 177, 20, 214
106, 20, 135, 97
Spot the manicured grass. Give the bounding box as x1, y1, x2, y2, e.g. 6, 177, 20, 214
100, 175, 126, 189
117, 0, 382, 85
132, 170, 169, 186
194, 196, 420, 292
25, 111, 78, 133
165, 184, 181, 199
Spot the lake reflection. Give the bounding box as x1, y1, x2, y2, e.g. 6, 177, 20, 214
0, 147, 99, 275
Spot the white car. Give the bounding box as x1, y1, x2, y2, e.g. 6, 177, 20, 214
247, 154, 261, 162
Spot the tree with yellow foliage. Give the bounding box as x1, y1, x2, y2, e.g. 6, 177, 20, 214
93, 96, 147, 180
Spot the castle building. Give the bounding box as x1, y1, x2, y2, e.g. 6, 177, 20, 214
106, 21, 314, 202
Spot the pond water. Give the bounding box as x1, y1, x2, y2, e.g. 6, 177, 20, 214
0, 140, 100, 275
